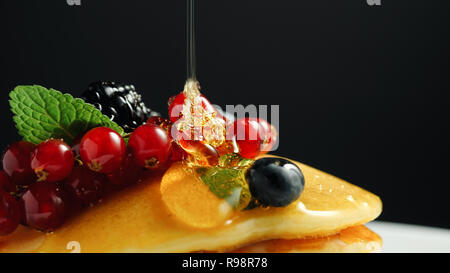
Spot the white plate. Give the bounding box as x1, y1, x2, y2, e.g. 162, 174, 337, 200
366, 221, 450, 253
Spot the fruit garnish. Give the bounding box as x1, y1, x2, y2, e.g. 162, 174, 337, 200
218, 153, 254, 168
107, 154, 144, 188
30, 139, 74, 182
215, 137, 239, 156
246, 157, 305, 207
63, 165, 107, 207
1, 81, 288, 236
70, 134, 83, 158
255, 118, 277, 155
146, 116, 172, 131
172, 79, 226, 150
9, 85, 124, 145
169, 142, 188, 162
2, 84, 170, 235
0, 171, 16, 193
81, 82, 160, 132
178, 139, 219, 166
0, 190, 20, 236
168, 82, 278, 162
161, 162, 233, 228
128, 123, 171, 169
231, 118, 276, 159
196, 167, 251, 210
195, 153, 254, 210
80, 127, 126, 174
168, 86, 217, 123
2, 141, 36, 186
20, 182, 67, 232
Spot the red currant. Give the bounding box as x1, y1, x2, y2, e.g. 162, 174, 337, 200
71, 134, 83, 158
168, 92, 218, 123
0, 190, 21, 236
0, 170, 16, 193
31, 139, 74, 182
107, 154, 143, 187
146, 116, 172, 131
258, 118, 277, 154
128, 124, 171, 169
80, 127, 126, 174
178, 139, 219, 166
169, 142, 188, 162
2, 141, 36, 186
232, 118, 272, 159
63, 165, 107, 207
20, 183, 67, 231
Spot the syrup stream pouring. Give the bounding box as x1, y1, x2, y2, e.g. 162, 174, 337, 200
178, 0, 227, 166
187, 0, 197, 81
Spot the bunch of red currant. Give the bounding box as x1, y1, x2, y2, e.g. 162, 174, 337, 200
0, 120, 182, 235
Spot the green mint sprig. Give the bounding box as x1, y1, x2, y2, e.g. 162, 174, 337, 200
9, 85, 124, 145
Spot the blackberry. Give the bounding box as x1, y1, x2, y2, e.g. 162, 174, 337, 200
81, 82, 160, 132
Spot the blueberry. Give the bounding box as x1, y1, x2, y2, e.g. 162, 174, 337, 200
246, 157, 305, 207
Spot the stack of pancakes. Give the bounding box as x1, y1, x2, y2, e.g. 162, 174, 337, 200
0, 158, 382, 253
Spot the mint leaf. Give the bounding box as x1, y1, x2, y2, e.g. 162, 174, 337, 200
9, 85, 124, 145
196, 166, 252, 210
195, 154, 255, 210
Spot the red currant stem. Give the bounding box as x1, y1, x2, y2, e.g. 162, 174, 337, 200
11, 191, 22, 199
74, 157, 83, 166
121, 132, 132, 138
35, 167, 49, 182
144, 157, 160, 169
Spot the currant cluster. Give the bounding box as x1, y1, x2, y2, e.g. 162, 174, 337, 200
0, 121, 183, 235
1, 85, 280, 236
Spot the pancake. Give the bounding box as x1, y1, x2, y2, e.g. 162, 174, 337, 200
0, 158, 382, 253
231, 225, 382, 253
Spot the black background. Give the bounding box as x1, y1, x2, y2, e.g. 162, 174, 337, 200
1, 0, 449, 228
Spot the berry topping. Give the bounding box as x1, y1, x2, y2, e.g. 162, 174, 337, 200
0, 171, 16, 193
31, 139, 74, 182
146, 116, 172, 131
80, 127, 126, 174
168, 92, 217, 123
246, 158, 305, 207
71, 134, 83, 158
255, 118, 276, 154
232, 118, 274, 159
107, 154, 143, 189
0, 190, 21, 236
81, 82, 160, 132
63, 166, 107, 207
2, 141, 36, 186
20, 183, 67, 231
178, 139, 219, 166
169, 142, 188, 162
128, 124, 171, 169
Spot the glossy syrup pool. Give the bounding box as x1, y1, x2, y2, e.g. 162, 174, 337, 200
194, 158, 381, 227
